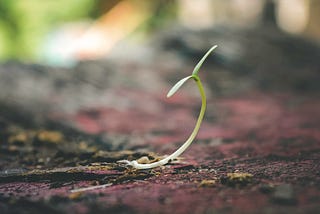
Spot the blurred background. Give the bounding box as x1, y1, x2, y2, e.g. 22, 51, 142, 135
0, 0, 319, 132
0, 0, 320, 66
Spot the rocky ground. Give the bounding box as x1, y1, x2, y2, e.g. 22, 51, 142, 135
0, 25, 319, 214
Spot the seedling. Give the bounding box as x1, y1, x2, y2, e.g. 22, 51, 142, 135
119, 45, 217, 169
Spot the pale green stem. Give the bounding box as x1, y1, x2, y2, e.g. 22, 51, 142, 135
120, 75, 206, 169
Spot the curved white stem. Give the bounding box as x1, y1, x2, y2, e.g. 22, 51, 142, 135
119, 76, 206, 169
118, 45, 217, 170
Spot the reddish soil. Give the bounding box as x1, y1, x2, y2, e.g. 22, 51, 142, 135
1, 88, 319, 214
1, 26, 320, 213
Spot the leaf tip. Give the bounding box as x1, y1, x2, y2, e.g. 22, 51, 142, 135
166, 75, 193, 98
192, 45, 218, 76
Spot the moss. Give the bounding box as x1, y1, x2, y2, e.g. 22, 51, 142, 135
221, 172, 253, 187
36, 130, 63, 144
199, 179, 217, 188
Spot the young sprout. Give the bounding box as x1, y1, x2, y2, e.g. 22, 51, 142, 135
119, 45, 217, 169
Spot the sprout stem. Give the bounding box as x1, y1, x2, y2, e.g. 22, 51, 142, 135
118, 45, 216, 169
120, 76, 206, 169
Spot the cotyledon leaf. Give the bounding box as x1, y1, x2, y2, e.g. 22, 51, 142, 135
166, 75, 193, 98
192, 45, 217, 76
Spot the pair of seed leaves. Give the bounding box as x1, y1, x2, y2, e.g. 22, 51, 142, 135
167, 45, 217, 98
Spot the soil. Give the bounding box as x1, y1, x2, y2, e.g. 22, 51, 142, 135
0, 26, 320, 214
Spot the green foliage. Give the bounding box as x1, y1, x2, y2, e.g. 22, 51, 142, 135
0, 0, 95, 61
